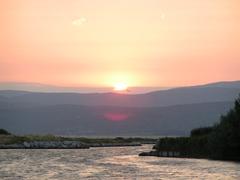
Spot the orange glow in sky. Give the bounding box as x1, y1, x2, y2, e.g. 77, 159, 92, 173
114, 82, 128, 91
0, 0, 239, 87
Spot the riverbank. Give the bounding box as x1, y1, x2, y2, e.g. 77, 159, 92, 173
140, 95, 240, 161
0, 134, 155, 149
139, 136, 209, 159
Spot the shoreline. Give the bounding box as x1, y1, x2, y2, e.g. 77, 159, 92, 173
138, 150, 240, 163
0, 141, 142, 149
0, 135, 155, 149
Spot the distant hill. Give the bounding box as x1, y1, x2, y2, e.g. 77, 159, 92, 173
0, 82, 167, 94
198, 81, 240, 88
0, 80, 239, 136
0, 80, 239, 107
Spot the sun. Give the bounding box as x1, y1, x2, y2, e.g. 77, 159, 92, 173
113, 82, 128, 91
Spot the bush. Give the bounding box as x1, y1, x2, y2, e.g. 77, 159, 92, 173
0, 129, 11, 135
190, 127, 213, 137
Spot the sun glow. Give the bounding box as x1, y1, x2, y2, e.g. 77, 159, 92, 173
113, 82, 128, 91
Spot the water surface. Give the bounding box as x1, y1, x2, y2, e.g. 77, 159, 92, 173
0, 145, 239, 179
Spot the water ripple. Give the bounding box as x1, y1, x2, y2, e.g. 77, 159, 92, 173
0, 145, 240, 179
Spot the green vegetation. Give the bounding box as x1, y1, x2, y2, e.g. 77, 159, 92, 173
208, 95, 240, 160
155, 95, 240, 161
154, 136, 209, 158
0, 131, 157, 146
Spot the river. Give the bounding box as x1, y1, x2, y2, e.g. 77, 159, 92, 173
0, 145, 239, 179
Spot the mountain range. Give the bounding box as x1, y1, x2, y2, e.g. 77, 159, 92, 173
0, 81, 239, 136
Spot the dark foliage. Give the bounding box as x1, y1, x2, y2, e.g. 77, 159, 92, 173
0, 129, 11, 135
155, 94, 240, 161
208, 95, 240, 160
190, 127, 213, 137
155, 136, 209, 158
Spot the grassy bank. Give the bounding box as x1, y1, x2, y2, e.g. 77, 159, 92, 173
0, 133, 157, 146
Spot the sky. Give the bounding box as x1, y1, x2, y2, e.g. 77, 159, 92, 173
0, 0, 239, 88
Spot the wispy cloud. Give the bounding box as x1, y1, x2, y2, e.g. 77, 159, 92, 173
72, 17, 87, 26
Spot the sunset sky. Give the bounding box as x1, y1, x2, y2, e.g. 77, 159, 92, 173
0, 0, 239, 88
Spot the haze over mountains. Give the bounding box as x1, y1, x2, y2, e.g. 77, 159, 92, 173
0, 81, 239, 136
0, 82, 167, 94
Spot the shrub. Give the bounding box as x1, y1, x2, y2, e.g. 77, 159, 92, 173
0, 129, 11, 135
190, 127, 213, 137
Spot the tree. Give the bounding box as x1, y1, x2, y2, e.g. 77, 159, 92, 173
208, 95, 240, 160
0, 128, 11, 135
190, 127, 213, 137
